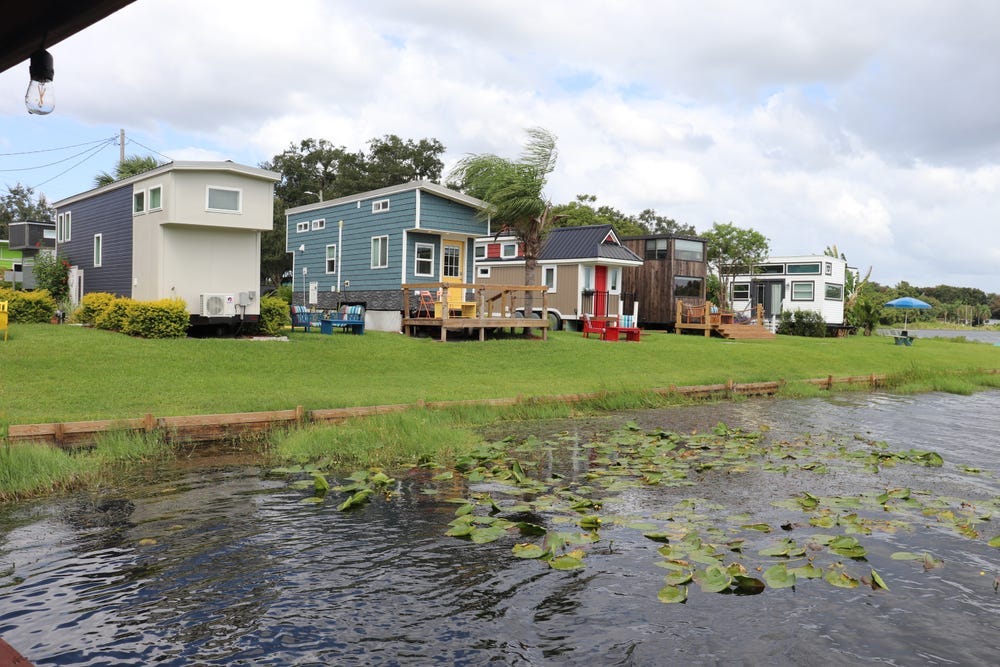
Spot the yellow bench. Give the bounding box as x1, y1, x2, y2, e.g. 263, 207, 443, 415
0, 300, 8, 341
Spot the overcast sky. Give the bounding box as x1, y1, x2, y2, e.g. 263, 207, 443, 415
1, 0, 998, 292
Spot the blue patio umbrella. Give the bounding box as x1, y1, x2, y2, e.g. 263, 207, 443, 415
884, 296, 932, 330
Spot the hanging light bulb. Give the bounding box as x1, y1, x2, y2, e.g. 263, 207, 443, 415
25, 49, 55, 115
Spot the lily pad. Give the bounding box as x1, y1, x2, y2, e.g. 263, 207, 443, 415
763, 563, 796, 589
549, 554, 585, 570
512, 543, 547, 559
693, 565, 732, 593
657, 584, 688, 604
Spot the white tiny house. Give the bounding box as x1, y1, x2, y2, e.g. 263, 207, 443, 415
729, 255, 848, 329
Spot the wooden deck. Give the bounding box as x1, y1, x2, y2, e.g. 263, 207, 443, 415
674, 300, 776, 340
402, 283, 550, 342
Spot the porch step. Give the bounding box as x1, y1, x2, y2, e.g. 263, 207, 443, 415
715, 324, 776, 340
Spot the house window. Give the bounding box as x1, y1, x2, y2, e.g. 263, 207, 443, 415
787, 262, 821, 275
732, 282, 750, 301
296, 221, 310, 233
825, 283, 844, 301
674, 275, 703, 297
542, 265, 557, 292
443, 244, 461, 278
825, 262, 833, 276
93, 234, 102, 268
414, 243, 434, 277
57, 212, 71, 242
372, 199, 390, 213
674, 239, 704, 262
148, 186, 162, 211
501, 242, 517, 259
371, 235, 389, 268
791, 281, 815, 300
474, 243, 487, 259
206, 186, 242, 212
645, 238, 668, 260
326, 244, 337, 274
133, 191, 145, 214
757, 264, 784, 274
312, 219, 325, 231
477, 266, 492, 278
608, 267, 620, 292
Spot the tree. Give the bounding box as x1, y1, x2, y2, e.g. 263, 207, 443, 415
824, 244, 871, 326
258, 135, 447, 288
637, 209, 698, 236
701, 222, 769, 310
552, 195, 645, 236
0, 183, 53, 240
94, 155, 160, 188
449, 127, 560, 323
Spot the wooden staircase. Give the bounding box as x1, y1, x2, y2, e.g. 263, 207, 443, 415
715, 323, 776, 340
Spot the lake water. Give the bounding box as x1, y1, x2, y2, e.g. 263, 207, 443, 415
2, 391, 999, 666
893, 328, 1000, 345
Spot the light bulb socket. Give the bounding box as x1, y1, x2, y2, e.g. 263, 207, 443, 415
29, 49, 54, 82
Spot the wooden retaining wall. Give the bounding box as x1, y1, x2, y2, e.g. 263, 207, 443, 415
2, 373, 915, 449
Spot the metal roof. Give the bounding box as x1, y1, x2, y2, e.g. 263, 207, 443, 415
285, 180, 488, 216
539, 225, 643, 264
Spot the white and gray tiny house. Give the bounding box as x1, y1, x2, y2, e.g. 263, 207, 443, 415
729, 255, 847, 330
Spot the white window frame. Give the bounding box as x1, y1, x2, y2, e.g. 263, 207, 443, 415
477, 266, 492, 278
133, 190, 145, 215
542, 265, 557, 293
312, 219, 326, 231
296, 221, 310, 233
791, 281, 815, 301
732, 282, 750, 301
57, 212, 72, 243
93, 233, 103, 268
325, 244, 337, 274
414, 242, 435, 277
206, 186, 242, 213
148, 185, 163, 212
501, 242, 518, 259
608, 267, 621, 293
372, 199, 390, 213
825, 262, 833, 276
371, 235, 389, 269
474, 243, 487, 259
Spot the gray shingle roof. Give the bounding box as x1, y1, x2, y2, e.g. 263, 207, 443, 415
538, 225, 643, 264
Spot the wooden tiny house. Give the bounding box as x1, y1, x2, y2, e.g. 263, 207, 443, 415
620, 234, 708, 329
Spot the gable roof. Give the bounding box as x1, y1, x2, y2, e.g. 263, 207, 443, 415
285, 180, 488, 217
539, 225, 643, 264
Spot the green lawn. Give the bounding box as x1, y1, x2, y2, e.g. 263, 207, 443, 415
2, 324, 998, 426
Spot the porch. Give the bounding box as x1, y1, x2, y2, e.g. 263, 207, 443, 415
674, 300, 775, 340
402, 283, 551, 342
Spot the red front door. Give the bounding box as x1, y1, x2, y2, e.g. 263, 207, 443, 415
594, 266, 608, 316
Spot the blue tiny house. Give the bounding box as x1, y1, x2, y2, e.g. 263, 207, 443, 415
285, 181, 489, 332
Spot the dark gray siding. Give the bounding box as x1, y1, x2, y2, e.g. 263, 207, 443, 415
57, 186, 133, 297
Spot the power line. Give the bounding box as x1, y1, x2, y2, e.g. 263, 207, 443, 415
29, 141, 118, 190
0, 136, 117, 157
125, 138, 174, 162
0, 137, 119, 172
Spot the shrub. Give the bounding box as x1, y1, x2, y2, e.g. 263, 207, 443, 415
274, 285, 292, 304
255, 295, 291, 336
95, 297, 134, 331
0, 288, 57, 323
121, 299, 189, 338
76, 292, 119, 325
32, 254, 71, 302
776, 309, 827, 337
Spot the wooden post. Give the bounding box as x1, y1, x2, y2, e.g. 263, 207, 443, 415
144, 413, 155, 432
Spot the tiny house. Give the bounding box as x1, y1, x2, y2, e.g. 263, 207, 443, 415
2, 221, 55, 288
619, 234, 708, 328
53, 161, 279, 331
474, 224, 643, 330
729, 254, 847, 328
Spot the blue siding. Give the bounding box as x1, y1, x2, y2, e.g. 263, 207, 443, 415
287, 185, 486, 299
56, 186, 133, 297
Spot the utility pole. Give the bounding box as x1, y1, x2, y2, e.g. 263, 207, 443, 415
119, 128, 125, 164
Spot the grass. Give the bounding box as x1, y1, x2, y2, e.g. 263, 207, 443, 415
2, 324, 998, 425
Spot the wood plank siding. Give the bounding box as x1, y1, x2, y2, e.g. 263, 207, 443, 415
621, 235, 708, 328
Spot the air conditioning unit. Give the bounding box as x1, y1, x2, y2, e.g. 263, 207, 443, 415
200, 293, 236, 317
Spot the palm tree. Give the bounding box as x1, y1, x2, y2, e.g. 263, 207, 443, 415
94, 155, 160, 188
449, 127, 559, 323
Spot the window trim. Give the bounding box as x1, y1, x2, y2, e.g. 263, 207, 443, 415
325, 243, 337, 275
312, 219, 326, 231
474, 243, 487, 259
148, 185, 163, 212
825, 262, 832, 276
542, 264, 557, 293
133, 190, 145, 215
371, 235, 389, 269
674, 238, 704, 262
477, 266, 492, 278
500, 242, 518, 259
93, 233, 103, 268
205, 185, 243, 213
296, 221, 310, 233
824, 282, 844, 301
790, 281, 815, 301
414, 242, 435, 277
786, 262, 821, 275
732, 282, 750, 301
372, 199, 390, 213
57, 212, 72, 243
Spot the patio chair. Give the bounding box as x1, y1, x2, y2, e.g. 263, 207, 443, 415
417, 290, 435, 317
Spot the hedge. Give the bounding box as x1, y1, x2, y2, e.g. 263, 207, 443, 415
121, 299, 190, 338
0, 288, 57, 323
